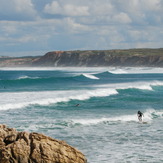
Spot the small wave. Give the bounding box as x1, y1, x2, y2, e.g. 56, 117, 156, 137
109, 67, 163, 74
82, 73, 99, 80
18, 76, 39, 80
70, 109, 163, 126
131, 81, 163, 91
144, 109, 163, 119
71, 115, 138, 125
120, 84, 153, 91
7, 73, 99, 82
94, 71, 114, 77
18, 75, 29, 79
0, 103, 29, 110
109, 69, 127, 74
93, 80, 163, 91
92, 69, 127, 76
150, 81, 163, 87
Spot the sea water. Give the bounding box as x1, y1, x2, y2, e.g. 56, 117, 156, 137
0, 67, 163, 163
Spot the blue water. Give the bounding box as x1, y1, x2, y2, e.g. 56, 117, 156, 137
0, 67, 163, 163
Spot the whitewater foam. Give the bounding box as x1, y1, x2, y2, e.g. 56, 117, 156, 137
71, 115, 138, 125
82, 73, 99, 80
1, 80, 163, 110
0, 88, 118, 110
18, 76, 39, 80
108, 67, 163, 74
92, 80, 163, 91
109, 69, 127, 74
70, 109, 159, 125
144, 109, 163, 119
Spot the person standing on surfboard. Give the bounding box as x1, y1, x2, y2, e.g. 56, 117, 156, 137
137, 111, 144, 122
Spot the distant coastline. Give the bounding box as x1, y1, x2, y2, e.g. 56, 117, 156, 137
0, 48, 163, 67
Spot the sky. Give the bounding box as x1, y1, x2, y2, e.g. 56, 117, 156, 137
0, 0, 163, 57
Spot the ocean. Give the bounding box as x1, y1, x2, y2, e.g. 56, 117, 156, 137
0, 67, 163, 163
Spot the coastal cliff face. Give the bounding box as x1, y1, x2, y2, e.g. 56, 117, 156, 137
33, 49, 163, 67
0, 48, 163, 67
0, 124, 87, 163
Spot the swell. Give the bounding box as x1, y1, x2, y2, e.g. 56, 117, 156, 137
1, 70, 163, 84
1, 73, 99, 83
1, 82, 163, 110
0, 70, 115, 82
0, 74, 101, 91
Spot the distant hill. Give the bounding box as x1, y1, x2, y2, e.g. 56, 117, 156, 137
33, 48, 163, 67
0, 56, 40, 67
0, 48, 163, 67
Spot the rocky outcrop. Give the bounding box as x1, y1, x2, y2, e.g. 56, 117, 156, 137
32, 48, 163, 67
0, 124, 87, 163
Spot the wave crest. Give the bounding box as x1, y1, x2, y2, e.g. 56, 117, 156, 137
82, 73, 99, 80
0, 88, 118, 110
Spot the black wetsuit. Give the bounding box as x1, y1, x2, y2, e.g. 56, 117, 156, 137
137, 111, 143, 121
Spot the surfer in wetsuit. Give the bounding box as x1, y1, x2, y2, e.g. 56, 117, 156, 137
137, 111, 144, 122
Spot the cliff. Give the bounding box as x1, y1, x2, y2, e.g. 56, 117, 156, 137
0, 124, 87, 163
33, 48, 163, 67
0, 48, 163, 67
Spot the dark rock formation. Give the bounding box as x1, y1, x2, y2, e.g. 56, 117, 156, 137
0, 124, 87, 163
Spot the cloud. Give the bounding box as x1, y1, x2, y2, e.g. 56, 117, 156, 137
44, 1, 89, 16
113, 12, 132, 24
0, 0, 163, 56
0, 0, 38, 21
114, 0, 163, 24
90, 3, 114, 16
143, 0, 162, 11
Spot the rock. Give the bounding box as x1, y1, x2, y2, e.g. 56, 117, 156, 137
0, 124, 87, 163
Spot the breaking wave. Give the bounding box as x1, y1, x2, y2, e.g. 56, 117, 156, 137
82, 73, 99, 80
70, 109, 163, 126
1, 80, 163, 110
0, 88, 118, 110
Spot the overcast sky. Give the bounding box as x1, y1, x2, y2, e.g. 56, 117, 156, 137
0, 0, 163, 57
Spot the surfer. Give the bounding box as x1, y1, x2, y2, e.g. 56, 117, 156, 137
137, 111, 144, 122
75, 104, 80, 107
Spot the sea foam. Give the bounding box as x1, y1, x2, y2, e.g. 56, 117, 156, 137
70, 109, 161, 126
93, 80, 163, 91
0, 88, 118, 110
82, 73, 99, 80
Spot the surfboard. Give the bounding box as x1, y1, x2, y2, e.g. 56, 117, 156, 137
142, 121, 148, 124
138, 121, 148, 124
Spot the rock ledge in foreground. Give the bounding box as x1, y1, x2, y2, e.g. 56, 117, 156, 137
0, 124, 87, 163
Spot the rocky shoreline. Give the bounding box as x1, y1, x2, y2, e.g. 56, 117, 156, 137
0, 48, 163, 67
0, 124, 87, 163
